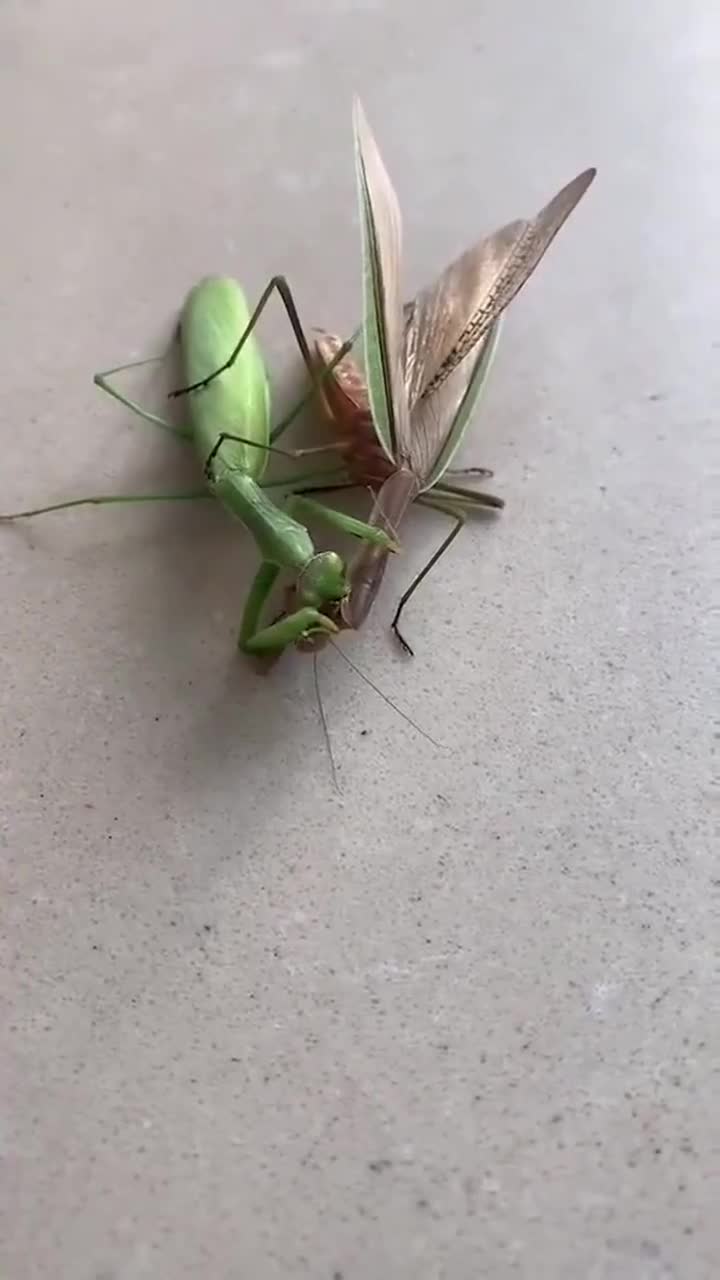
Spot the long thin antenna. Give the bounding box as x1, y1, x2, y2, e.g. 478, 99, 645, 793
328, 638, 445, 749
313, 652, 340, 792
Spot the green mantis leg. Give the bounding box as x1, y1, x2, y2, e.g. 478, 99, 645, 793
202, 411, 393, 544
203, 430, 351, 481
94, 355, 192, 440
274, 478, 401, 546
202, 332, 355, 474
237, 485, 398, 655
286, 493, 399, 551
96, 295, 353, 448
47, 313, 353, 521
238, 561, 338, 655
211, 443, 396, 547
0, 491, 210, 521
169, 274, 352, 405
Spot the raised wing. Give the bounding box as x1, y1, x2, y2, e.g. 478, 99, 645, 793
403, 242, 502, 410
353, 98, 411, 465
398, 165, 595, 482
422, 167, 596, 398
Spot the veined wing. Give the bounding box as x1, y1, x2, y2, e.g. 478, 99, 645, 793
403, 241, 505, 408
413, 320, 502, 489
399, 166, 595, 481
338, 321, 505, 623
353, 98, 411, 466
400, 245, 505, 485
422, 167, 596, 398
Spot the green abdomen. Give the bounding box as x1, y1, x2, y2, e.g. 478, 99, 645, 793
179, 276, 270, 479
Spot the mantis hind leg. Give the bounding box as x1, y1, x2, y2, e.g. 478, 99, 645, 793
268, 326, 353, 444
168, 274, 353, 443
433, 481, 504, 510
203, 432, 352, 483
390, 498, 467, 657
390, 485, 504, 653
196, 310, 357, 478
0, 491, 210, 521
94, 354, 192, 441
169, 274, 323, 397
444, 466, 495, 479
259, 467, 351, 492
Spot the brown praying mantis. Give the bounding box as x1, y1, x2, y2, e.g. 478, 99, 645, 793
267, 99, 596, 655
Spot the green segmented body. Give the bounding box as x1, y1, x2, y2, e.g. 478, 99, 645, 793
180, 276, 270, 481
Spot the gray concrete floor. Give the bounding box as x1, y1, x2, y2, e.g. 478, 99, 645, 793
1, 2, 715, 1277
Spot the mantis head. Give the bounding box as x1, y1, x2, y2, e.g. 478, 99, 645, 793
298, 552, 349, 611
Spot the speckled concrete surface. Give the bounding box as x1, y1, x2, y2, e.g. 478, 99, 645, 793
0, 3, 716, 1278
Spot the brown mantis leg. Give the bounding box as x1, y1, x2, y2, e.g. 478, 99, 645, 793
433, 481, 504, 510
390, 497, 466, 656
444, 466, 494, 479
390, 484, 503, 653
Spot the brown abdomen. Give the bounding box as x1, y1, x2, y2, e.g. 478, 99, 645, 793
314, 331, 395, 488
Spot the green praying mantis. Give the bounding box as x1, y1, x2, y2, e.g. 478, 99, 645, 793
0, 275, 399, 652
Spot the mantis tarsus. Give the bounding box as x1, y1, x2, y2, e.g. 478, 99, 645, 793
208, 102, 595, 657
0, 274, 398, 653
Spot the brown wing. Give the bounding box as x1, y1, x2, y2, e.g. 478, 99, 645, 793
400, 243, 505, 483
420, 167, 596, 397
398, 166, 595, 481
403, 240, 503, 408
